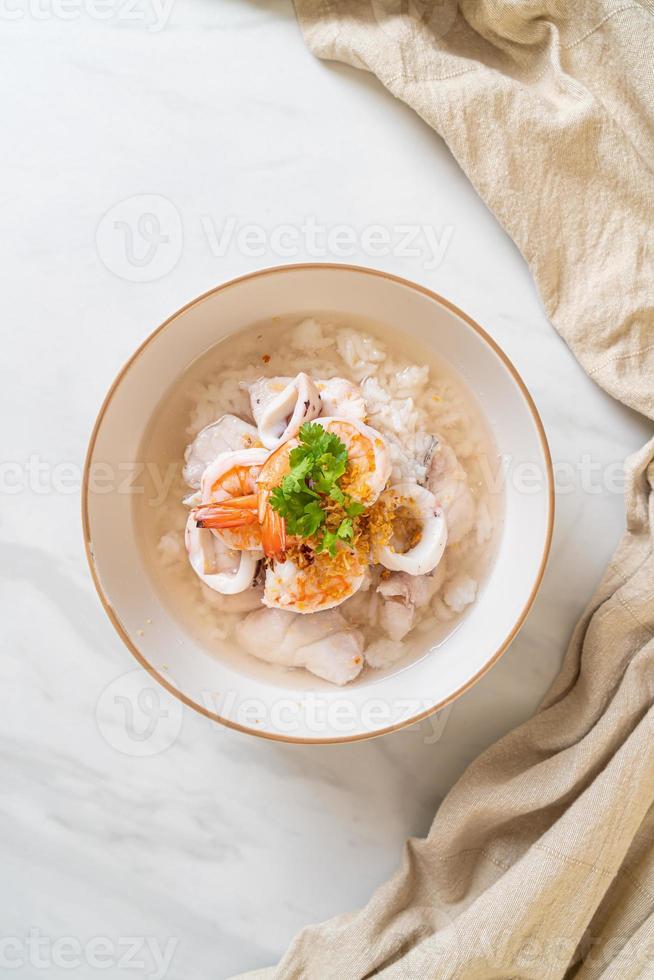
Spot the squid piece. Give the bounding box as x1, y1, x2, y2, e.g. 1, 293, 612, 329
248, 373, 322, 450
235, 607, 365, 685
376, 483, 447, 576
183, 414, 260, 489
185, 513, 259, 595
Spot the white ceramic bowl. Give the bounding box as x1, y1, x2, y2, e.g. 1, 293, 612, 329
83, 264, 553, 743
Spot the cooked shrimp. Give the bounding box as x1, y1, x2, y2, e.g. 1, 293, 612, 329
314, 417, 391, 505
263, 551, 366, 614
375, 482, 447, 576
236, 607, 365, 684
425, 436, 475, 544
254, 438, 296, 559
254, 416, 391, 561
315, 377, 366, 422
256, 478, 368, 610
185, 513, 259, 595
248, 373, 321, 450
194, 448, 269, 552
190, 434, 296, 562
183, 414, 260, 489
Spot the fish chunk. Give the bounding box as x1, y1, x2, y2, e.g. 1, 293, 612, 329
425, 436, 475, 544
376, 569, 443, 641
236, 607, 365, 685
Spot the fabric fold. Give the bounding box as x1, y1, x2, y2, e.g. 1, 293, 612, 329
232, 2, 654, 975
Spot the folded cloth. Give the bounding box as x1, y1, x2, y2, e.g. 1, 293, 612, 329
232, 2, 654, 975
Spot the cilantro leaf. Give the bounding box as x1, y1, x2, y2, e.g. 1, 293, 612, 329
319, 530, 339, 557
327, 484, 345, 505
296, 422, 328, 452
337, 517, 354, 540
268, 422, 365, 553
295, 500, 325, 537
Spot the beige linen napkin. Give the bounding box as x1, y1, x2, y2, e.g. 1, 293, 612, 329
234, 1, 654, 976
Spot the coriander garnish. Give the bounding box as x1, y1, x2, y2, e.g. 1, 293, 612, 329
269, 422, 365, 556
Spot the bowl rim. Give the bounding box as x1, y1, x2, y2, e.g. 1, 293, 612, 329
82, 262, 555, 744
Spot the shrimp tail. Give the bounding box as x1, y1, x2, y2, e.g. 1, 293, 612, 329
260, 498, 286, 560
193, 495, 258, 529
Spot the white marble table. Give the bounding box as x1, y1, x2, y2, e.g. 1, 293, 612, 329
2, 1, 651, 977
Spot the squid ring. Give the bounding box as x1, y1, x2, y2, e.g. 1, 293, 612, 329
376, 482, 447, 576
185, 514, 259, 595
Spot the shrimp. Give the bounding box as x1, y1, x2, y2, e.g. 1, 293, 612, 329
185, 513, 259, 595
255, 416, 392, 561
183, 414, 260, 489
254, 438, 296, 559
374, 482, 447, 576
196, 417, 392, 611
257, 435, 368, 612
236, 607, 365, 684
263, 552, 366, 614
189, 434, 296, 562
192, 448, 269, 552
248, 373, 321, 450
314, 417, 391, 505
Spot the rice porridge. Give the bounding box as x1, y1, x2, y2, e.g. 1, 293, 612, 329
135, 314, 503, 687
